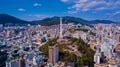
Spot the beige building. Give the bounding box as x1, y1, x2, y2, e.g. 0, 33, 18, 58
48, 45, 59, 64
94, 64, 108, 67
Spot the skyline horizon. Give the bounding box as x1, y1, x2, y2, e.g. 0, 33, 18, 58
0, 13, 119, 23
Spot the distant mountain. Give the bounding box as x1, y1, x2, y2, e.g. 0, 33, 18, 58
0, 14, 116, 26
0, 14, 30, 25
33, 16, 115, 26
89, 20, 115, 24
32, 16, 89, 26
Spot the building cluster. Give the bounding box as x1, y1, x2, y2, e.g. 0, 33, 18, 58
90, 24, 120, 67
0, 18, 120, 67
0, 20, 74, 67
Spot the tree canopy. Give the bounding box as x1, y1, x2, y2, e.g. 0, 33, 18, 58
39, 37, 95, 67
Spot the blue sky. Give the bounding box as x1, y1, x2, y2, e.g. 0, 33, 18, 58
0, 0, 120, 22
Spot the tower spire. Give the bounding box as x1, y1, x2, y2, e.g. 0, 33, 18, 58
60, 17, 63, 39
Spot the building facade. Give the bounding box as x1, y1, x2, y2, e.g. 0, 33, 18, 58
48, 45, 59, 64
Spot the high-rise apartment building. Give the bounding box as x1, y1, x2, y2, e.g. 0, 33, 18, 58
48, 45, 59, 64
6, 58, 25, 67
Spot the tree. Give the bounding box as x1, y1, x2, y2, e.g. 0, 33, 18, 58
69, 37, 95, 67
0, 51, 7, 67
39, 39, 57, 57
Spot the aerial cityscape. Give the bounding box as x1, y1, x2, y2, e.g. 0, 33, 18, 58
0, 0, 120, 67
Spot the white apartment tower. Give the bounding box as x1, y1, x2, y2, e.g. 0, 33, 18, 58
94, 51, 101, 64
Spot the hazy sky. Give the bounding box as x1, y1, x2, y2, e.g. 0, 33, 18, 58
0, 0, 120, 22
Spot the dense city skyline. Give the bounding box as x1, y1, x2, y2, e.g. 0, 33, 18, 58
0, 0, 120, 22
0, 0, 120, 67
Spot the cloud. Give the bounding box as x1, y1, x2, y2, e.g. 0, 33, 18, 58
113, 11, 120, 15
70, 0, 107, 11
18, 8, 26, 12
60, 0, 69, 3
61, 0, 120, 13
95, 7, 106, 11
29, 14, 53, 19
75, 0, 88, 3
68, 11, 78, 14
33, 3, 41, 7
28, 14, 32, 16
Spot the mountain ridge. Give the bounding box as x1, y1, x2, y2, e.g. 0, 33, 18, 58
0, 14, 30, 25
0, 14, 117, 26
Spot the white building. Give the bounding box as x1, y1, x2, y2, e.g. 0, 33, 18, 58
94, 51, 101, 64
